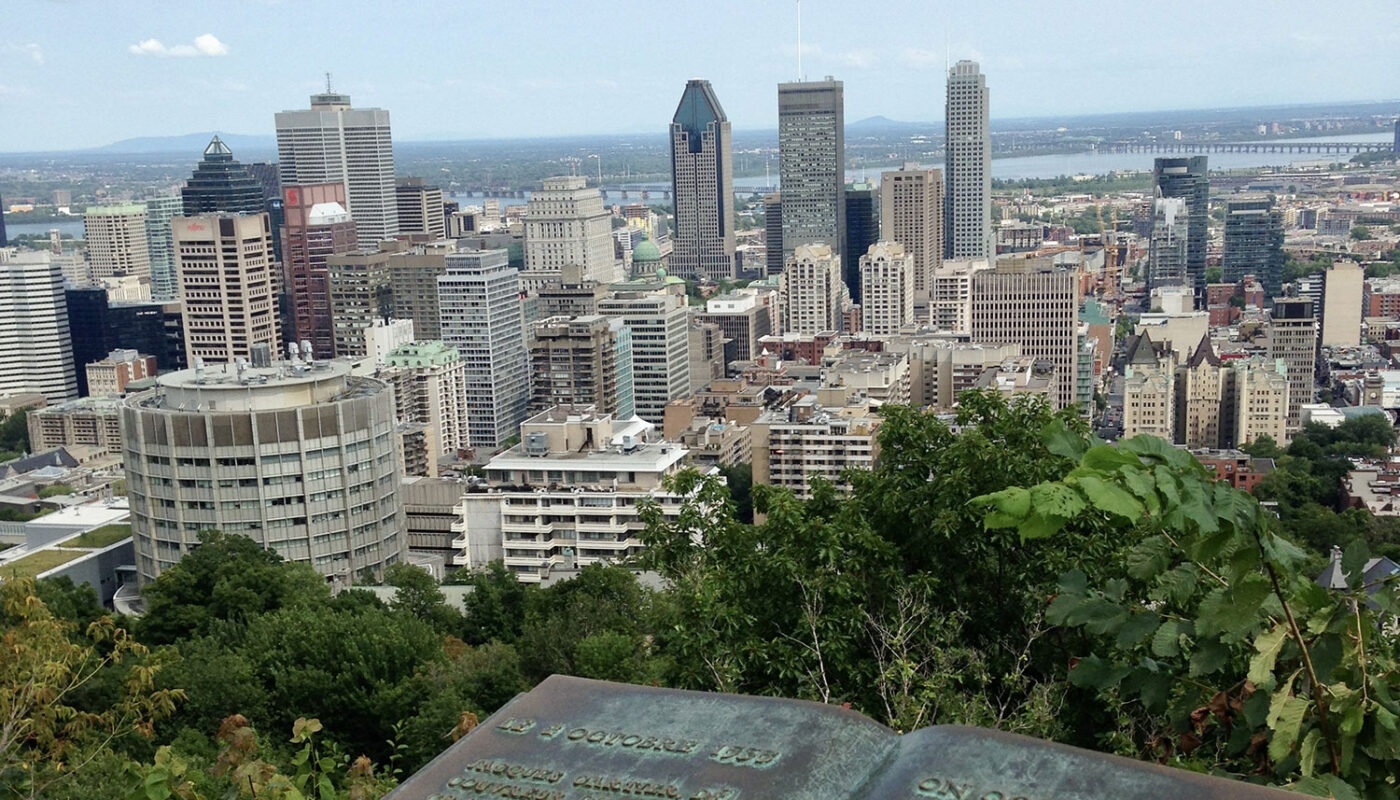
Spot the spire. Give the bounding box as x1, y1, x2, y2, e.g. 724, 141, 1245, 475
204, 135, 233, 158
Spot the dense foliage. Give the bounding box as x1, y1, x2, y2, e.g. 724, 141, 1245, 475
7, 390, 1397, 798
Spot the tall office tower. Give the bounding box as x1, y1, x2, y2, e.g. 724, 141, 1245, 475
1268, 298, 1318, 432
386, 241, 453, 340
1222, 198, 1285, 297
597, 291, 691, 423
944, 60, 992, 260
327, 249, 393, 359
438, 249, 528, 449
281, 183, 357, 358
122, 360, 406, 585
970, 264, 1081, 410
180, 137, 266, 216
382, 341, 468, 466
689, 320, 726, 392
763, 193, 784, 275
881, 163, 944, 301
247, 162, 281, 202
778, 78, 845, 260
0, 251, 77, 402
1147, 195, 1189, 293
844, 182, 878, 301
528, 315, 625, 415
85, 205, 151, 280
65, 287, 183, 389
1394, 119, 1399, 154
275, 90, 398, 250
173, 213, 281, 365
670, 79, 735, 281
1321, 260, 1364, 347
696, 292, 773, 363
860, 242, 915, 335
1153, 156, 1209, 306
522, 176, 621, 285
395, 178, 447, 241
144, 196, 183, 302
779, 243, 844, 335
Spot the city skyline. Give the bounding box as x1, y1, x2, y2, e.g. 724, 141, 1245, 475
3, 0, 1400, 152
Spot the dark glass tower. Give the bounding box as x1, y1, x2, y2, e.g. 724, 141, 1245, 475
65, 286, 182, 396
0, 191, 7, 246
670, 79, 735, 281
1153, 156, 1209, 307
181, 136, 267, 216
843, 183, 878, 303
1223, 198, 1285, 298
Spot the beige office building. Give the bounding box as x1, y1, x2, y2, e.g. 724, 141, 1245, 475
85, 204, 151, 280
385, 241, 454, 341
395, 178, 446, 241
880, 163, 943, 298
859, 242, 916, 335
327, 250, 392, 358
523, 176, 622, 284
930, 258, 990, 333
380, 341, 467, 473
173, 213, 281, 365
1321, 260, 1364, 347
970, 265, 1081, 410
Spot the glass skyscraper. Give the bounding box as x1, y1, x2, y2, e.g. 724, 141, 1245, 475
670, 79, 735, 281
778, 78, 845, 261
1153, 156, 1209, 307
181, 137, 266, 215
1223, 198, 1285, 297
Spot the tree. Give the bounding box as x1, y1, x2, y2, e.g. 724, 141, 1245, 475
385, 563, 462, 634
517, 564, 658, 684
718, 462, 754, 524
139, 531, 330, 646
1206, 267, 1223, 284
0, 578, 182, 799
0, 410, 29, 455
452, 562, 529, 646
38, 484, 75, 498
1351, 225, 1373, 241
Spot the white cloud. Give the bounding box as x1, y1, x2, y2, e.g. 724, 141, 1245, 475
836, 50, 876, 69
5, 42, 43, 65
129, 34, 229, 58
899, 47, 942, 69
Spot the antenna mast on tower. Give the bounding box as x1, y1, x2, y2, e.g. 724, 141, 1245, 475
797, 0, 802, 80
325, 72, 333, 93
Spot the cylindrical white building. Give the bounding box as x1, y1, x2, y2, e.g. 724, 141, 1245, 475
121, 359, 405, 584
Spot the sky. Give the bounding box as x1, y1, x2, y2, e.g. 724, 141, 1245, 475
2, 0, 1399, 152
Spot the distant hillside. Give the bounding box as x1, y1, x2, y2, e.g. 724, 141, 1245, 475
91, 132, 277, 156
847, 116, 937, 135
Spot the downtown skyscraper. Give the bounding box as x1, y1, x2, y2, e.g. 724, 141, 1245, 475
1153, 156, 1209, 306
275, 90, 399, 250
438, 250, 528, 449
778, 78, 845, 261
944, 61, 992, 260
669, 79, 735, 281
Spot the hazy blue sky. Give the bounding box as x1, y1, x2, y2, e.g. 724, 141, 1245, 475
2, 0, 1399, 151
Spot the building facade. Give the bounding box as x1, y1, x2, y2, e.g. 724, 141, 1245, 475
121, 360, 406, 585
181, 137, 266, 216
1321, 261, 1364, 347
281, 183, 357, 358
597, 291, 691, 424
395, 178, 447, 241
970, 265, 1081, 410
669, 79, 735, 281
779, 243, 844, 335
275, 92, 399, 249
0, 251, 77, 402
173, 213, 281, 366
86, 349, 157, 397
945, 61, 993, 259
528, 315, 630, 417
1222, 198, 1285, 297
778, 79, 845, 260
880, 163, 944, 301
1268, 298, 1318, 432
85, 204, 151, 281
843, 182, 878, 301
381, 341, 467, 471
523, 176, 621, 285
144, 196, 184, 302
860, 242, 915, 335
1153, 156, 1209, 306
1147, 195, 1189, 293
326, 249, 393, 359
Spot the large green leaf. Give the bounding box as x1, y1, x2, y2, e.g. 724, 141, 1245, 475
1248, 624, 1288, 688
1115, 612, 1160, 649
1068, 655, 1130, 689
1125, 535, 1171, 581
1268, 695, 1309, 762
1341, 539, 1370, 590
1151, 618, 1192, 658
1029, 482, 1088, 520
1074, 475, 1145, 521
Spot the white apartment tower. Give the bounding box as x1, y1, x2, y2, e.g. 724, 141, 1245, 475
670, 79, 736, 280
173, 213, 281, 366
523, 176, 622, 285
778, 78, 845, 260
437, 249, 529, 449
880, 163, 943, 298
597, 291, 691, 424
0, 250, 77, 402
85, 204, 151, 280
275, 91, 399, 249
945, 61, 993, 260
1268, 298, 1318, 432
779, 243, 844, 335
860, 242, 916, 335
381, 340, 468, 469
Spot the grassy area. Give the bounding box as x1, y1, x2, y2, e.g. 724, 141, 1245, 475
62, 524, 131, 549
2, 548, 83, 580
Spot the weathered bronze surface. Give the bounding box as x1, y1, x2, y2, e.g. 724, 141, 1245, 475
388, 675, 1302, 800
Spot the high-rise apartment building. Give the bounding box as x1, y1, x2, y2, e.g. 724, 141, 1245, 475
844, 183, 878, 301
275, 91, 398, 249
0, 192, 6, 247
395, 178, 447, 241
528, 315, 628, 416
1147, 195, 1189, 293
385, 241, 454, 341
381, 341, 467, 469
763, 193, 784, 276
523, 176, 621, 285
438, 249, 528, 449
1321, 260, 1364, 347
1268, 298, 1318, 432
929, 258, 989, 334
881, 163, 944, 300
945, 61, 992, 259
1228, 356, 1290, 447
970, 264, 1081, 410
144, 196, 183, 302
85, 205, 151, 280
181, 137, 266, 216
327, 249, 393, 359
121, 360, 406, 585
0, 250, 77, 402
778, 78, 845, 260
1174, 335, 1224, 449
282, 183, 357, 357
1222, 198, 1285, 297
1121, 333, 1175, 441
860, 242, 915, 335
597, 291, 691, 423
670, 79, 735, 281
696, 292, 773, 363
1153, 156, 1209, 305
173, 213, 281, 365
779, 243, 844, 335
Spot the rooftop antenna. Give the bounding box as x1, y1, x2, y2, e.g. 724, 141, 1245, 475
796, 0, 803, 81
325, 72, 333, 93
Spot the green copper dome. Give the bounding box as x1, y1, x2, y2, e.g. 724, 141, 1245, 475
632, 239, 662, 264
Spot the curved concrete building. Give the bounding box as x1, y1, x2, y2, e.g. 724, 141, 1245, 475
121, 359, 405, 584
